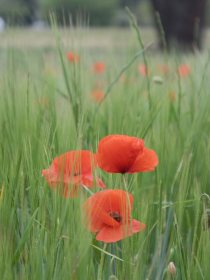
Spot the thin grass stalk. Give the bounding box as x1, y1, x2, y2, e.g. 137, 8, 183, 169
126, 7, 152, 110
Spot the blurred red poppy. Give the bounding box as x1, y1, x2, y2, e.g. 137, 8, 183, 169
96, 135, 158, 174
93, 61, 105, 74
138, 64, 150, 77
91, 88, 105, 103
42, 150, 105, 197
178, 64, 191, 77
66, 51, 80, 63
83, 189, 146, 243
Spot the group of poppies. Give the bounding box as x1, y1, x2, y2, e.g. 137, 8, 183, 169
66, 51, 191, 106
42, 134, 158, 243
138, 63, 191, 78
66, 51, 191, 78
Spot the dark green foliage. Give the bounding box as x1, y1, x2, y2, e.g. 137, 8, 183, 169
0, 0, 36, 24
150, 0, 207, 50
39, 0, 120, 26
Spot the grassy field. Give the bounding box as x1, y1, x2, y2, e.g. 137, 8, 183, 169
1, 25, 210, 280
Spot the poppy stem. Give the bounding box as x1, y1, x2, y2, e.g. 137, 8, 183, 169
122, 174, 129, 192
110, 243, 118, 276
97, 243, 107, 280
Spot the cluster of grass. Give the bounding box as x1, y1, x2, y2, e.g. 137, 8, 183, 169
1, 20, 210, 279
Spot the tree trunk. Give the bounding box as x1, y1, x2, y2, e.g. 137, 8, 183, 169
150, 0, 207, 50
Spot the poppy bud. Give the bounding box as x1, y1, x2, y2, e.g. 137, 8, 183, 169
109, 276, 118, 280
153, 75, 163, 84
167, 262, 176, 276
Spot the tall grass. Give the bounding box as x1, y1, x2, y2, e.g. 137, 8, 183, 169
0, 23, 210, 280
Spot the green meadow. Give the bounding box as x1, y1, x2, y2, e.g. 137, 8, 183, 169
1, 24, 210, 280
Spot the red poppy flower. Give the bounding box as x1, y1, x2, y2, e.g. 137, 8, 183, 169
93, 61, 105, 74
66, 51, 80, 63
42, 150, 105, 197
91, 88, 105, 103
83, 189, 146, 243
178, 64, 191, 77
96, 135, 158, 174
138, 64, 150, 77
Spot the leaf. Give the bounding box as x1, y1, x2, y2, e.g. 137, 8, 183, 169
13, 207, 39, 264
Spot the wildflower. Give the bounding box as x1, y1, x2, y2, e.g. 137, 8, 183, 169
138, 64, 150, 77
66, 51, 80, 63
167, 262, 176, 276
178, 64, 191, 77
42, 150, 105, 198
93, 61, 105, 74
83, 189, 146, 243
96, 135, 158, 174
152, 75, 163, 84
91, 88, 105, 103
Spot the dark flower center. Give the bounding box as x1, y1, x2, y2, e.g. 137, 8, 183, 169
110, 212, 122, 223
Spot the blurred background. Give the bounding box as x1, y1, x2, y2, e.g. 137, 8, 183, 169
0, 0, 209, 50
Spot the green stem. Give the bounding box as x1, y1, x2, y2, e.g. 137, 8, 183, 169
126, 7, 152, 110
97, 243, 107, 280
110, 243, 117, 276
82, 184, 93, 195
122, 174, 129, 192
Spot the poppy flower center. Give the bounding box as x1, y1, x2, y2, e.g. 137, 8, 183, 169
109, 212, 122, 223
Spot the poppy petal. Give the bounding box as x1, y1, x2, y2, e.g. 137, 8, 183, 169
96, 178, 106, 189
96, 225, 125, 243
128, 148, 158, 173
42, 150, 96, 182
83, 190, 145, 243
83, 190, 133, 233
61, 174, 106, 198
84, 189, 133, 218
85, 205, 119, 232
53, 150, 95, 176
138, 64, 150, 77
96, 219, 145, 243
93, 62, 105, 74
97, 135, 144, 173
42, 168, 57, 186
80, 174, 106, 189
132, 219, 146, 233
178, 64, 191, 77
42, 150, 104, 198
67, 52, 79, 63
